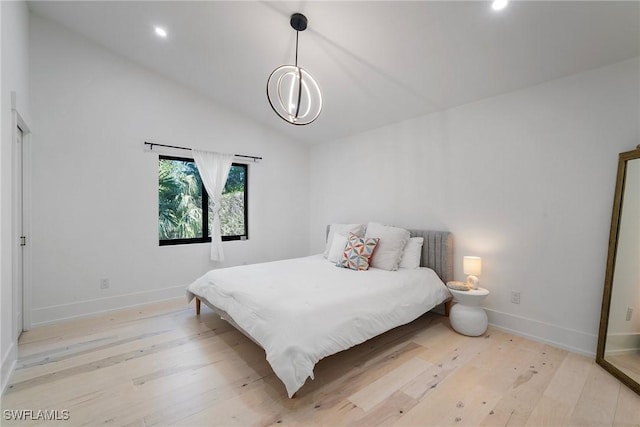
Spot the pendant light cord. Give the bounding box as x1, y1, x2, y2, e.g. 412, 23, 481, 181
295, 30, 299, 67
294, 30, 302, 119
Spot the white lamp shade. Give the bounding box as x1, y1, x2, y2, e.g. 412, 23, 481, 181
463, 256, 482, 276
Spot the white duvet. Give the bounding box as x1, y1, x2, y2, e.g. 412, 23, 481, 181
186, 255, 449, 397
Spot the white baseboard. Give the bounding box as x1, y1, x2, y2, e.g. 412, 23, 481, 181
605, 348, 640, 356
486, 308, 597, 357
31, 285, 186, 327
603, 332, 640, 355
1, 341, 17, 395
26, 291, 601, 357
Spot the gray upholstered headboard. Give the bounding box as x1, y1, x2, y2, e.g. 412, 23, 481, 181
407, 229, 453, 283
325, 225, 453, 283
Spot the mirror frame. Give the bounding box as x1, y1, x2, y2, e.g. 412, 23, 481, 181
596, 145, 640, 396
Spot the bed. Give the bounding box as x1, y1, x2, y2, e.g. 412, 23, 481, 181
186, 228, 453, 397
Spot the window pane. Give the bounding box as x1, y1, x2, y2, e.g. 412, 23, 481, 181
159, 158, 203, 240
208, 164, 246, 237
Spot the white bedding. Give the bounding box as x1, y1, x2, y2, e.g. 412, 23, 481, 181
186, 254, 450, 397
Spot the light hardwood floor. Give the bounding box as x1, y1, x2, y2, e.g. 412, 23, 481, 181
2, 298, 638, 426
606, 352, 640, 386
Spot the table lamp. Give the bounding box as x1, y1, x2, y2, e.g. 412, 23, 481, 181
463, 256, 482, 289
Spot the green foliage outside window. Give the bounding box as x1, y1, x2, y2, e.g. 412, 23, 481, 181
159, 157, 247, 243
159, 159, 203, 240
209, 165, 246, 237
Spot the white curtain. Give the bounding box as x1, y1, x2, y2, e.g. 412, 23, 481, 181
192, 149, 234, 261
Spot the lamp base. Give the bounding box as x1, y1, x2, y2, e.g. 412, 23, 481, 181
466, 275, 479, 290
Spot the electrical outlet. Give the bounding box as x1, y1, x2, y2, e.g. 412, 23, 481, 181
100, 279, 110, 289
511, 290, 520, 304
626, 307, 633, 321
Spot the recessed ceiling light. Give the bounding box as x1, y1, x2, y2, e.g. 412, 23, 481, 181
491, 0, 509, 11
154, 26, 167, 38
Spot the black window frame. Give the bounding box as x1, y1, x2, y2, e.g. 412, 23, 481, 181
158, 155, 248, 246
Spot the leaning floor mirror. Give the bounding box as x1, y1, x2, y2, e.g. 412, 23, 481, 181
597, 145, 640, 395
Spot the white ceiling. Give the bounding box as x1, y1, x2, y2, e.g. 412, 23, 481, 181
28, 1, 640, 144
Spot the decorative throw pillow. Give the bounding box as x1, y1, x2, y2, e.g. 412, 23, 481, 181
338, 232, 380, 271
365, 222, 410, 271
399, 237, 424, 269
323, 223, 365, 258
327, 233, 348, 263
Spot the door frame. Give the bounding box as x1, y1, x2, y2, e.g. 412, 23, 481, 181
12, 102, 32, 333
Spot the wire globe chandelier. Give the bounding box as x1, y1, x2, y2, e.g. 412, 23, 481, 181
267, 13, 322, 126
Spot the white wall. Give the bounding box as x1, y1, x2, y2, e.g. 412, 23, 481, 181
309, 58, 640, 355
19, 2, 640, 363
28, 15, 310, 325
0, 0, 30, 392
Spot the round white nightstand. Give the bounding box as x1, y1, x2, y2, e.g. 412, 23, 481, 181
448, 287, 490, 336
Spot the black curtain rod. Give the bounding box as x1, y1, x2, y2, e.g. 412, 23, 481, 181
144, 141, 262, 161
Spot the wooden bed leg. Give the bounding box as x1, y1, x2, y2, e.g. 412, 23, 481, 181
195, 297, 201, 315
444, 299, 453, 317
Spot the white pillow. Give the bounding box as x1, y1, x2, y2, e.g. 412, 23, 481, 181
327, 233, 348, 263
365, 222, 410, 271
399, 237, 424, 269
323, 223, 365, 258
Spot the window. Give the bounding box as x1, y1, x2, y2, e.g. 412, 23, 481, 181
158, 155, 248, 245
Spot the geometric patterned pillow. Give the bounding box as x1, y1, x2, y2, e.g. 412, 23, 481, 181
337, 232, 380, 271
